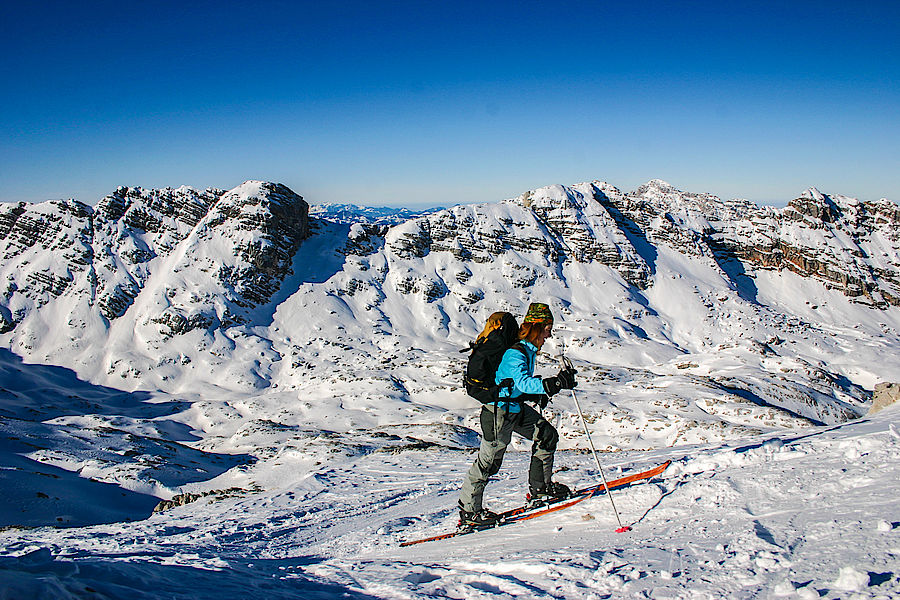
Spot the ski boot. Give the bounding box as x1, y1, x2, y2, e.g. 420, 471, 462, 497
458, 507, 500, 531
526, 481, 572, 508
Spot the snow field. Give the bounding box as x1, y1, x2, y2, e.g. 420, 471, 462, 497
2, 406, 897, 598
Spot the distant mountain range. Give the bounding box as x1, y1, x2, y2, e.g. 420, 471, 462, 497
308, 202, 442, 225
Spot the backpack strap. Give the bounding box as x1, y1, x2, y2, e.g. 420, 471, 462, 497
509, 342, 528, 359
491, 343, 530, 400
459, 341, 478, 354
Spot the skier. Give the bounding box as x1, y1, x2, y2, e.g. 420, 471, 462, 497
457, 302, 577, 530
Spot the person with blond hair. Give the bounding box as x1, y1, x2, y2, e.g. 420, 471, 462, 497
457, 302, 577, 530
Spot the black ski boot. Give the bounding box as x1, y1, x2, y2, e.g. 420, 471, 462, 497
458, 507, 500, 531
527, 481, 572, 508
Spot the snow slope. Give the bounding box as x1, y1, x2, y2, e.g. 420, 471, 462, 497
1, 179, 899, 598
1, 369, 898, 598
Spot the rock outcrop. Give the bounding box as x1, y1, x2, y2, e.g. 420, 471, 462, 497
870, 382, 900, 414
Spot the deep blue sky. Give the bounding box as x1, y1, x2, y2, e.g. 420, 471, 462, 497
2, 1, 898, 208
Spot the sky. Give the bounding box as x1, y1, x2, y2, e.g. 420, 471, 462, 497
1, 1, 898, 209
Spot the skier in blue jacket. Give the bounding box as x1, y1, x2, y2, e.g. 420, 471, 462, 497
457, 302, 577, 530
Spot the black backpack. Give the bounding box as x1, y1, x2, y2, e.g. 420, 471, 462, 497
462, 313, 524, 404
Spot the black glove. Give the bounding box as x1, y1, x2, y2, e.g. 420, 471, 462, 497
558, 367, 577, 390
543, 368, 577, 396
542, 376, 562, 396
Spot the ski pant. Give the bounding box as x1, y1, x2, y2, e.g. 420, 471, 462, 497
458, 402, 559, 513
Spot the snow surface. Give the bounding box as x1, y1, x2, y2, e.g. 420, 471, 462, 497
1, 376, 898, 598
1, 184, 899, 598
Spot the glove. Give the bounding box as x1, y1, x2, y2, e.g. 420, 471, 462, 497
542, 376, 562, 396
542, 368, 577, 396
558, 367, 577, 390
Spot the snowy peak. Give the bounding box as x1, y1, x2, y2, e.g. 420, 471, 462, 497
0, 181, 309, 342
787, 187, 841, 223
96, 185, 223, 231
800, 186, 827, 202
634, 178, 676, 194
89, 186, 226, 320
135, 181, 310, 342
0, 198, 96, 330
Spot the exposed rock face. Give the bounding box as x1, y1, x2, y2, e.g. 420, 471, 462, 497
169, 181, 310, 311
870, 382, 900, 414
381, 179, 899, 307
0, 181, 309, 336
153, 486, 253, 513
0, 199, 95, 331
92, 185, 223, 320
714, 187, 900, 307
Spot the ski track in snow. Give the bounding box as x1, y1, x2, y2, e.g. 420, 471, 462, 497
2, 409, 899, 599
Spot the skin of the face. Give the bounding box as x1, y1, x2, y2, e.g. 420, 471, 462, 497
536, 323, 552, 349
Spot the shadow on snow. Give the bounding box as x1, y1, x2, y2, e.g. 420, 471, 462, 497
0, 548, 381, 600
0, 349, 254, 528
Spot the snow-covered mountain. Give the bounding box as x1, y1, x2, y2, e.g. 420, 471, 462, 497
1, 178, 899, 598
1, 179, 896, 411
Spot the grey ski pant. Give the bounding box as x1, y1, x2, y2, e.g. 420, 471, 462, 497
458, 403, 559, 513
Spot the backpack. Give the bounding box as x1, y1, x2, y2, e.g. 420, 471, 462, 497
461, 312, 525, 404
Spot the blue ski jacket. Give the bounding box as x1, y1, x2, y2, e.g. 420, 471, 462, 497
494, 340, 545, 413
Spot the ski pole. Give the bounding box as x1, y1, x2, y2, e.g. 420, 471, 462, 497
558, 350, 631, 533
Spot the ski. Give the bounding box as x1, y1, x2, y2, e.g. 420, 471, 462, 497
399, 460, 670, 547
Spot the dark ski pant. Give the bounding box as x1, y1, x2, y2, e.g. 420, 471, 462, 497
459, 403, 559, 513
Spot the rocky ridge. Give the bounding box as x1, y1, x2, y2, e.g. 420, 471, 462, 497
4, 179, 896, 343
382, 179, 899, 307
0, 181, 309, 338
